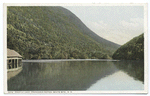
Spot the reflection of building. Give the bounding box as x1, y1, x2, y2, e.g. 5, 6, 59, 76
7, 48, 22, 71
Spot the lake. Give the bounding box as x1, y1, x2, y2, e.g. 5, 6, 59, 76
7, 60, 144, 91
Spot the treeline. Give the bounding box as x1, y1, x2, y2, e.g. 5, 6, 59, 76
7, 6, 119, 59
112, 33, 144, 60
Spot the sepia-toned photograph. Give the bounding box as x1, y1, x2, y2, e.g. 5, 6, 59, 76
3, 3, 148, 94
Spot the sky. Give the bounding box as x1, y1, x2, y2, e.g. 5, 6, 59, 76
63, 6, 144, 45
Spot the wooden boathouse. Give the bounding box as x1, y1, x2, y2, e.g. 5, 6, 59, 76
7, 48, 22, 71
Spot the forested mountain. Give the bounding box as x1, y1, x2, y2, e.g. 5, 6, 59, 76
7, 6, 120, 59
112, 33, 144, 60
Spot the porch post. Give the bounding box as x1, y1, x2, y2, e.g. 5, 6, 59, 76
14, 59, 16, 68
7, 60, 9, 69
17, 58, 18, 68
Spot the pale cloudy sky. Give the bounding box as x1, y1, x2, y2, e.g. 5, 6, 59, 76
63, 6, 144, 45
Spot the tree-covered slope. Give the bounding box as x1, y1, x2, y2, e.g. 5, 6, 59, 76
112, 33, 144, 60
7, 6, 120, 59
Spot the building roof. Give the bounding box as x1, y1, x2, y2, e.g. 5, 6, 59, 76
7, 48, 22, 58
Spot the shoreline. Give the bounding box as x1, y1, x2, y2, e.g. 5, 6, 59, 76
22, 59, 120, 63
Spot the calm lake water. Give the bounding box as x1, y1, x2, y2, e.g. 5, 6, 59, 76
7, 60, 144, 91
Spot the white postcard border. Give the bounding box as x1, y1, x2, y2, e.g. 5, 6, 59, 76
3, 3, 148, 94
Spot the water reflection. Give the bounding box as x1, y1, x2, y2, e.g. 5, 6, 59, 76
114, 60, 144, 83
8, 61, 118, 91
7, 60, 144, 91
87, 60, 144, 90
87, 70, 144, 90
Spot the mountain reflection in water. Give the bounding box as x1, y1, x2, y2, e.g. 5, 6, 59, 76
114, 60, 144, 83
7, 60, 144, 91
87, 60, 144, 90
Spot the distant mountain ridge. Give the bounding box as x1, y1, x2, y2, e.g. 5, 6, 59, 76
112, 33, 144, 60
60, 7, 120, 49
7, 6, 120, 59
